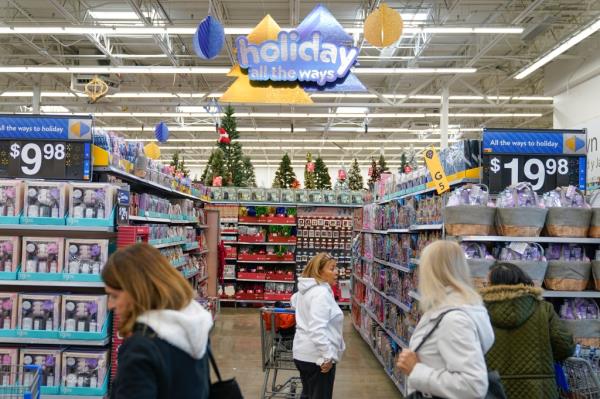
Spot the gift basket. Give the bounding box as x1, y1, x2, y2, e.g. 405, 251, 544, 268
543, 186, 591, 237
495, 183, 548, 237
445, 184, 495, 236
494, 242, 547, 287
544, 243, 592, 291
461, 242, 495, 288
587, 191, 600, 238
560, 298, 600, 347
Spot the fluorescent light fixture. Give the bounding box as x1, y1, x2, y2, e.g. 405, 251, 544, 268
400, 12, 430, 22
422, 27, 523, 34
88, 11, 140, 20
353, 67, 477, 74
515, 17, 600, 79
336, 107, 369, 114
38, 105, 70, 113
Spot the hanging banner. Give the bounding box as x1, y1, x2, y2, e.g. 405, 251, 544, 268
482, 128, 586, 194
423, 147, 450, 194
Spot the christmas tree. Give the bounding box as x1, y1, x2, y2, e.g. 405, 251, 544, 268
348, 158, 364, 190
399, 153, 408, 174
378, 154, 389, 175
314, 156, 332, 189
171, 151, 190, 177
304, 153, 316, 189
367, 158, 380, 189
240, 156, 257, 187
201, 148, 226, 186
273, 153, 296, 188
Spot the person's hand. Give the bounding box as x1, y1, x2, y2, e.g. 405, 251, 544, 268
320, 360, 333, 373
397, 350, 419, 375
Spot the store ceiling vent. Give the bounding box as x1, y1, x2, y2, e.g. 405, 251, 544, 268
521, 15, 557, 42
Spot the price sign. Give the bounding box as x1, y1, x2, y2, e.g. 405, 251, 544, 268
0, 115, 92, 180
482, 128, 586, 194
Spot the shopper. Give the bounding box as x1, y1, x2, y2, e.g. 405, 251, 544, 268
481, 262, 574, 399
397, 240, 495, 399
292, 252, 345, 399
103, 243, 214, 399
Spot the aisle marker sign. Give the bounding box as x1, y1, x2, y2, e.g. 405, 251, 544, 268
423, 147, 450, 194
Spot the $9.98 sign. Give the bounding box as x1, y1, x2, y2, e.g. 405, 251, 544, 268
482, 128, 586, 194
0, 115, 92, 180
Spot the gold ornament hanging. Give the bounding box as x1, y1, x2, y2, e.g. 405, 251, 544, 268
84, 75, 109, 102
364, 3, 403, 48
144, 142, 161, 160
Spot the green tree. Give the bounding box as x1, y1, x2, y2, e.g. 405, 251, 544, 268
367, 158, 380, 189
240, 156, 257, 187
273, 153, 296, 188
399, 153, 408, 174
304, 153, 316, 189
348, 158, 364, 190
378, 154, 389, 175
314, 156, 332, 189
201, 148, 226, 186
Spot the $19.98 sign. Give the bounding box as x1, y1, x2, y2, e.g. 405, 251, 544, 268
0, 115, 92, 180
482, 128, 586, 194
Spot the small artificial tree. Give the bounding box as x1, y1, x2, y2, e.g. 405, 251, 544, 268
272, 153, 296, 189
240, 156, 257, 187
399, 153, 408, 174
378, 154, 389, 176
304, 153, 316, 189
201, 148, 226, 186
367, 158, 380, 188
314, 156, 332, 189
348, 158, 364, 190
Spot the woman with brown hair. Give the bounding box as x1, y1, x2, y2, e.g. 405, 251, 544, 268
292, 252, 345, 399
103, 243, 213, 399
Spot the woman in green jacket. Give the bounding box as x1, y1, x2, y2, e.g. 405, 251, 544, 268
481, 263, 575, 399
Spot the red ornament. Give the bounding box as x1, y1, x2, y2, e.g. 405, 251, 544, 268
291, 179, 301, 189
306, 162, 315, 172
338, 169, 347, 180
404, 165, 412, 173
212, 176, 223, 187
218, 127, 231, 144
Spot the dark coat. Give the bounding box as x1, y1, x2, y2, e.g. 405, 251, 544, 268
481, 284, 575, 399
110, 323, 210, 399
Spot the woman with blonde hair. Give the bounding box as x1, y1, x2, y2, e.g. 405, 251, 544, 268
292, 252, 345, 399
397, 240, 496, 399
103, 243, 214, 399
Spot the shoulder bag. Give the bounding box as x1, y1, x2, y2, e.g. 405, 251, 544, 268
406, 309, 506, 399
209, 347, 244, 399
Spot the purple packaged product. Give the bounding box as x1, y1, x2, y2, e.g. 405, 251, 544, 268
548, 244, 561, 261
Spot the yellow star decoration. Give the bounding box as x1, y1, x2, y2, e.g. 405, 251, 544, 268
220, 15, 313, 104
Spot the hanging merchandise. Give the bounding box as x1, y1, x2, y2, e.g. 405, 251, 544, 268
217, 127, 230, 145
83, 76, 109, 102
364, 3, 403, 48
154, 121, 169, 143
143, 142, 161, 160
193, 15, 225, 60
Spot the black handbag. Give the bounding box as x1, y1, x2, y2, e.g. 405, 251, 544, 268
406, 309, 507, 399
208, 348, 244, 399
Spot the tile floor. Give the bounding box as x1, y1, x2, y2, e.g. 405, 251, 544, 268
211, 308, 402, 398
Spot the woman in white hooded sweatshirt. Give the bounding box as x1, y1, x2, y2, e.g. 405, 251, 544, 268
292, 253, 345, 399
102, 243, 214, 399
397, 240, 495, 399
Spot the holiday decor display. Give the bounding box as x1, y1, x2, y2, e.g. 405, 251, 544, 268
154, 121, 169, 143
143, 142, 161, 160
241, 156, 257, 188
348, 159, 364, 191
364, 3, 403, 47
367, 158, 380, 188
273, 154, 297, 189
217, 127, 230, 145
192, 15, 225, 60
170, 152, 190, 178
201, 149, 226, 186
304, 153, 316, 190
378, 154, 389, 175
335, 167, 349, 191
314, 157, 332, 190
83, 76, 109, 103
291, 179, 301, 189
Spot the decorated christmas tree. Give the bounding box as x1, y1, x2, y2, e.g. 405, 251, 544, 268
348, 158, 364, 190
314, 156, 332, 189
171, 151, 190, 177
272, 153, 296, 188
399, 153, 408, 174
304, 153, 316, 189
378, 154, 389, 175
367, 158, 380, 189
241, 156, 257, 187
201, 148, 226, 186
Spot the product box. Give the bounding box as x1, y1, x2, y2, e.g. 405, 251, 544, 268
237, 188, 251, 202
23, 182, 67, 220
308, 190, 324, 203
64, 239, 108, 275
295, 190, 308, 203
61, 350, 108, 390
222, 187, 237, 202
69, 183, 115, 220
251, 188, 266, 202
18, 294, 61, 332
265, 189, 281, 203
0, 348, 19, 385
21, 237, 64, 274
61, 295, 108, 333
280, 189, 294, 203
0, 237, 19, 274
0, 293, 17, 330
0, 180, 24, 218
21, 348, 62, 388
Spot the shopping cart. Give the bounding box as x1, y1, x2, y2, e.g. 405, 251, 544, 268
560, 357, 600, 398
260, 307, 302, 399
0, 365, 41, 399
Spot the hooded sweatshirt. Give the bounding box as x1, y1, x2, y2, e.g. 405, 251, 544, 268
292, 277, 346, 365
110, 301, 214, 399
407, 290, 495, 399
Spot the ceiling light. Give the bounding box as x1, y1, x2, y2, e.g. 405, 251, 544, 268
515, 17, 600, 80
37, 105, 70, 113
88, 11, 140, 20
353, 67, 476, 74
422, 27, 523, 34
336, 107, 369, 114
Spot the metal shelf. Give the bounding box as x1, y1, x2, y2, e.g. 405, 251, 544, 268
233, 241, 297, 246
152, 240, 188, 249
130, 215, 197, 224
0, 280, 104, 288
387, 228, 410, 233
378, 177, 480, 204
410, 224, 443, 231
0, 336, 110, 346
542, 290, 600, 298
237, 279, 295, 283
373, 258, 412, 273
0, 224, 114, 233
368, 283, 412, 313
452, 236, 600, 244
237, 260, 296, 264
238, 222, 296, 226
408, 290, 421, 301
360, 303, 409, 349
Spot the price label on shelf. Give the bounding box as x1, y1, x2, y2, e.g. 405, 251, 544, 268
482, 128, 586, 194
0, 115, 93, 180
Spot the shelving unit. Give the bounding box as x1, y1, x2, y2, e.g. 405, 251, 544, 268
0, 337, 110, 346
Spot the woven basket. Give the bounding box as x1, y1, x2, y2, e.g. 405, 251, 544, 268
589, 209, 600, 238
496, 208, 548, 237
510, 260, 548, 287
544, 260, 592, 291
564, 319, 600, 347
592, 260, 600, 291
546, 208, 592, 237
445, 206, 496, 236
468, 259, 496, 289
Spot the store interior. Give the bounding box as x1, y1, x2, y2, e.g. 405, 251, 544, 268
0, 0, 599, 398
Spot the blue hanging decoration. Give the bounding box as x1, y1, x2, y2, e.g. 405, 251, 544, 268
193, 15, 225, 60
154, 121, 169, 143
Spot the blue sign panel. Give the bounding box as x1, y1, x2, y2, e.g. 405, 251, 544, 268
483, 128, 586, 155
0, 115, 92, 141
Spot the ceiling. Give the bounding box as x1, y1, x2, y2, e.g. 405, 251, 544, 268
0, 0, 599, 169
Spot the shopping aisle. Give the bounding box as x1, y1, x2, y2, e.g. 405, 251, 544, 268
211, 308, 401, 399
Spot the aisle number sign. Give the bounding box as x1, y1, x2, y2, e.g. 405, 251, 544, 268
0, 115, 93, 180
423, 147, 450, 194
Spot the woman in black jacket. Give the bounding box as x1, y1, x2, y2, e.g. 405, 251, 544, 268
103, 243, 213, 399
